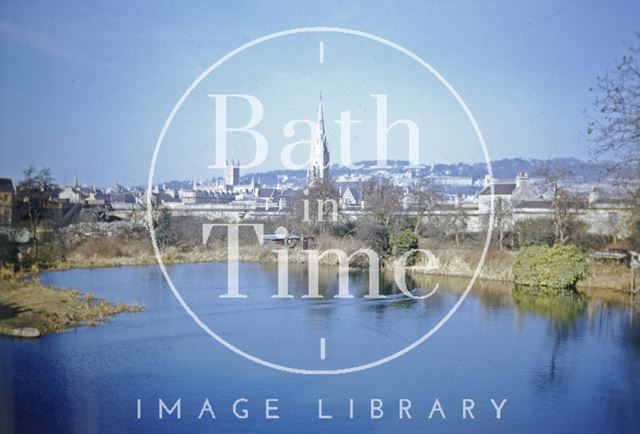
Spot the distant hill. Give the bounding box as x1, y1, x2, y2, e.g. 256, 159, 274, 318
154, 157, 610, 189
427, 157, 607, 182
241, 157, 609, 185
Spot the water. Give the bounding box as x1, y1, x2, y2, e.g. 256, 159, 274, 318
1, 262, 638, 433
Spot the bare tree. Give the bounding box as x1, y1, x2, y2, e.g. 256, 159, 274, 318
587, 34, 640, 246
588, 34, 640, 182
289, 179, 340, 235
539, 168, 584, 244
354, 217, 390, 254
137, 191, 161, 230
362, 176, 403, 227
449, 204, 467, 247
16, 165, 58, 262
156, 207, 177, 250
139, 193, 177, 250
493, 197, 512, 250
411, 177, 442, 235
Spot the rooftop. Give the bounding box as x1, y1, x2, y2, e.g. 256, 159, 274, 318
514, 200, 552, 209
479, 183, 517, 196
0, 178, 14, 193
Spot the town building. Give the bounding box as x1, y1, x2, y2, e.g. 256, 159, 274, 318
338, 183, 364, 209
58, 177, 107, 206
224, 160, 240, 187
0, 178, 15, 226
478, 172, 534, 214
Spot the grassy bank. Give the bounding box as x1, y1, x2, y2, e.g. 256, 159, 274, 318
48, 239, 634, 293
22, 227, 636, 293
2, 238, 634, 339
409, 244, 634, 292
0, 271, 142, 338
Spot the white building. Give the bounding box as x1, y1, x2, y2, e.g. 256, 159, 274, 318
478, 172, 534, 214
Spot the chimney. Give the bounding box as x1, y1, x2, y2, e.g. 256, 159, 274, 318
516, 172, 529, 189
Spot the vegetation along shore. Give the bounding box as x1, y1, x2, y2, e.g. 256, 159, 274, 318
0, 267, 142, 338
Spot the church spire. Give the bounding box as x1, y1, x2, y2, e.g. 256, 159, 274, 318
307, 94, 330, 185
316, 92, 325, 136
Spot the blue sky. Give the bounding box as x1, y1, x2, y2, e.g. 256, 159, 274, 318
0, 0, 638, 186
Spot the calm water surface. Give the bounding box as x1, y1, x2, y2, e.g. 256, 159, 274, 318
1, 262, 638, 433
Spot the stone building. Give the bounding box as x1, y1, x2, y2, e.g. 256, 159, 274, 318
478, 172, 534, 214
0, 178, 15, 226
224, 160, 240, 187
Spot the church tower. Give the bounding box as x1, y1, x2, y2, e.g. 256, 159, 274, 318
224, 160, 240, 187
307, 95, 330, 184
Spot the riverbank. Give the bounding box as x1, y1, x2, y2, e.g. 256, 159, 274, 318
2, 244, 635, 339
0, 271, 142, 338
413, 245, 634, 293
46, 240, 634, 293
21, 221, 633, 293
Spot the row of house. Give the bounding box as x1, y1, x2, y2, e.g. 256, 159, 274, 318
336, 172, 634, 238
1, 169, 634, 239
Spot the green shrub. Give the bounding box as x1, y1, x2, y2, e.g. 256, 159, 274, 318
389, 229, 418, 256
512, 244, 588, 289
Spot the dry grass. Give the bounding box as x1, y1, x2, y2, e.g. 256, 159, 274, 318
413, 245, 516, 282
28, 229, 639, 293
69, 235, 153, 260
0, 277, 142, 336
412, 243, 634, 292
578, 260, 632, 291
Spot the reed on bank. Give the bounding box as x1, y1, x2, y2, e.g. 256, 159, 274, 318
0, 267, 142, 338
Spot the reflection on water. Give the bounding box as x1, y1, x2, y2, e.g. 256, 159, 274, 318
511, 286, 589, 396
262, 262, 416, 298
0, 263, 638, 434
512, 285, 587, 324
